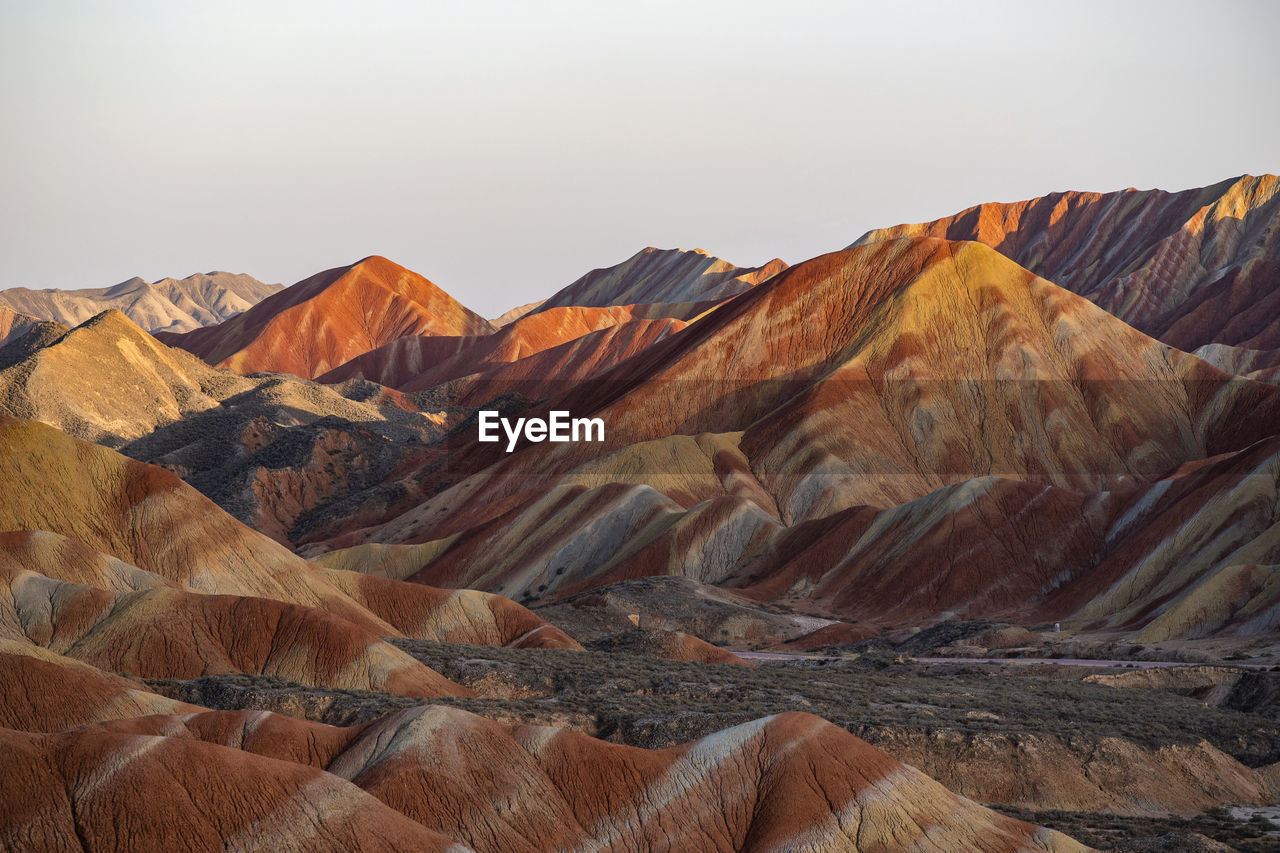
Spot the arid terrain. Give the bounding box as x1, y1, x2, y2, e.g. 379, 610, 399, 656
1, 175, 1279, 851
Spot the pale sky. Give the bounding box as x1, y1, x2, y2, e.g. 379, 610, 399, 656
1, 0, 1276, 317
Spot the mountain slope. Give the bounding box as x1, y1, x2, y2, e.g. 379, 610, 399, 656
0, 307, 45, 348
852, 174, 1280, 356
0, 308, 453, 539
0, 705, 1086, 852
319, 304, 693, 393
534, 247, 785, 315
0, 271, 282, 334
0, 418, 580, 652
310, 237, 1280, 640
159, 255, 496, 379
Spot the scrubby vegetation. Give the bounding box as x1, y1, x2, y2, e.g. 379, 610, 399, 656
992, 805, 1280, 852
147, 640, 1279, 849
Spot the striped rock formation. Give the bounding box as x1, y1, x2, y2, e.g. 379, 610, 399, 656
310, 237, 1280, 640
0, 420, 580, 654
852, 174, 1280, 360
0, 271, 282, 334
0, 724, 459, 852
0, 308, 453, 541
534, 246, 786, 315
318, 303, 688, 394
401, 315, 688, 405
0, 705, 1087, 852
0, 564, 465, 697
159, 255, 495, 379
0, 640, 202, 732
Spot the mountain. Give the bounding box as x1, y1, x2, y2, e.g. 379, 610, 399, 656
0, 271, 282, 334
0, 309, 234, 446
414, 315, 688, 405
491, 298, 546, 327
314, 248, 784, 394
0, 417, 579, 653
318, 304, 690, 394
0, 702, 1086, 852
852, 174, 1280, 361
158, 255, 496, 379
309, 237, 1280, 643
533, 247, 786, 316
0, 307, 46, 348
0, 307, 462, 540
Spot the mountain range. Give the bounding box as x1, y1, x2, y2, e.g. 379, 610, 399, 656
2, 175, 1279, 851
0, 271, 282, 334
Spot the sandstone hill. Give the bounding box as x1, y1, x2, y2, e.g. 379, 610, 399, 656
158, 255, 495, 379
0, 697, 1087, 852
852, 174, 1280, 365
0, 418, 580, 659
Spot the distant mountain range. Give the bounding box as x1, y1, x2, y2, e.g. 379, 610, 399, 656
0, 271, 283, 334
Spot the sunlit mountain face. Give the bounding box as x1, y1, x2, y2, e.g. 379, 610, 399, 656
2, 176, 1279, 851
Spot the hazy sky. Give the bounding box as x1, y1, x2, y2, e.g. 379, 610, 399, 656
2, 1, 1276, 316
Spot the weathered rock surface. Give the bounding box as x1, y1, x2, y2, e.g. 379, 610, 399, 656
0, 724, 459, 852
0, 306, 46, 347
0, 565, 468, 698
0, 640, 200, 732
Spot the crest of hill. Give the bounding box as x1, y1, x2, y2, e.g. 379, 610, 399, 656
534, 247, 786, 315
422, 316, 689, 404
852, 174, 1280, 358
0, 307, 439, 448
0, 271, 281, 334
320, 303, 690, 391
491, 298, 546, 327
0, 309, 246, 446
0, 307, 461, 543
0, 307, 48, 348
158, 255, 496, 379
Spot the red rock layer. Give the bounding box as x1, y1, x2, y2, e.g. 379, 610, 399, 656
419, 316, 688, 403
854, 174, 1280, 354
3, 707, 1083, 852
159, 255, 495, 379
0, 641, 201, 732
317, 566, 583, 650
0, 725, 458, 852
0, 566, 468, 697
313, 238, 1280, 640
0, 420, 581, 654
318, 303, 689, 392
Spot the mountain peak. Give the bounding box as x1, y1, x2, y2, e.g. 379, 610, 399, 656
537, 247, 784, 314
159, 257, 494, 379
